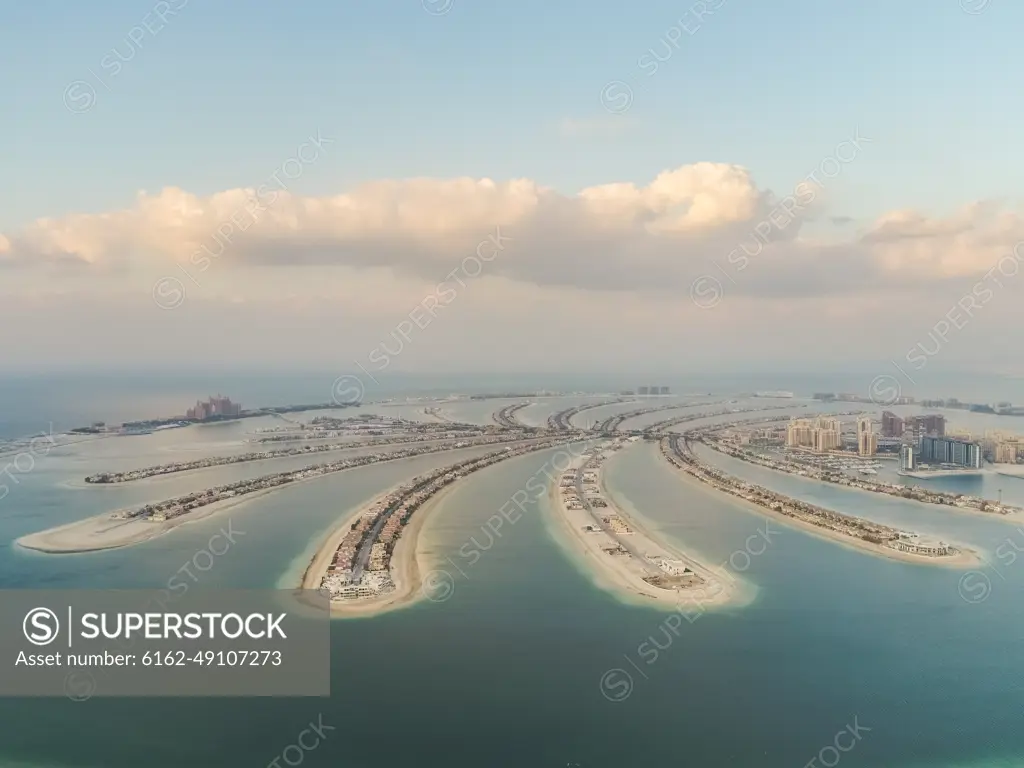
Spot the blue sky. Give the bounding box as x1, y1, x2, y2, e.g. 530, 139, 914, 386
4, 0, 1024, 375
3, 0, 1020, 229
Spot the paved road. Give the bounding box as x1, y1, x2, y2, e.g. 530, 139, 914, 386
350, 473, 438, 581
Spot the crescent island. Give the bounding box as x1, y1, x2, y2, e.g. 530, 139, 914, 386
17, 434, 549, 554
660, 433, 980, 568
301, 436, 587, 617
545, 437, 750, 611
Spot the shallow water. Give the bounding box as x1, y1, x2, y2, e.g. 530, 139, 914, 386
2, 391, 1023, 766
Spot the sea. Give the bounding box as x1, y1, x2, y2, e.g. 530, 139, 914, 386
2, 371, 1024, 767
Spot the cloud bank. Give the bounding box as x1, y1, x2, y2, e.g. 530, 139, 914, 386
3, 162, 1023, 371
7, 161, 1022, 299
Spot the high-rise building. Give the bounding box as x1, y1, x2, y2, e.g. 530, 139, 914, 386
659, 386, 670, 395
814, 428, 841, 452
995, 442, 1020, 464
638, 387, 649, 396
857, 417, 876, 456
908, 414, 946, 438
814, 416, 841, 432
919, 436, 982, 468
899, 444, 916, 472
811, 416, 841, 452
811, 417, 839, 452
786, 418, 815, 448
858, 432, 878, 456
186, 395, 242, 421
881, 411, 904, 438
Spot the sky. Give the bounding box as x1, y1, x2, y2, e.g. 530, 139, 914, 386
2, 0, 1024, 382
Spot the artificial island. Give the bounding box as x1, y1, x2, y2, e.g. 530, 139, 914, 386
19, 390, 1000, 616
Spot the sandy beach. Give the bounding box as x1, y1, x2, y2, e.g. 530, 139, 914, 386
300, 479, 461, 618
697, 441, 1023, 524
16, 475, 324, 554
68, 435, 485, 489
661, 449, 982, 569
16, 442, 517, 555
301, 441, 600, 618
544, 446, 752, 613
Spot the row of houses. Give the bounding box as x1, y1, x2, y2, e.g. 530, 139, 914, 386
328, 503, 391, 574
367, 542, 389, 572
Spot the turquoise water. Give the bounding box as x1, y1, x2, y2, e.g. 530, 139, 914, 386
2, 389, 1024, 766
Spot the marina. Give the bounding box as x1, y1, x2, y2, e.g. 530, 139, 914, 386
698, 421, 1021, 516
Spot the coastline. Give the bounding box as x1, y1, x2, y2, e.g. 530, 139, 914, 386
661, 449, 982, 569
697, 442, 1024, 525
300, 440, 586, 619
899, 469, 987, 479
299, 483, 448, 622
71, 435, 494, 488
543, 446, 752, 613
15, 443, 515, 555
300, 479, 461, 619
16, 470, 338, 555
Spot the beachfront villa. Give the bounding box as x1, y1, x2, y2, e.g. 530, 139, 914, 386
889, 537, 954, 557
604, 515, 633, 534
651, 557, 695, 578
322, 570, 395, 600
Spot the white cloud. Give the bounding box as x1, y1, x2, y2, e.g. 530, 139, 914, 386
3, 163, 1024, 370
6, 164, 1020, 301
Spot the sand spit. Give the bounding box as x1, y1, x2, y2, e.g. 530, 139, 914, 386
544, 441, 753, 613
661, 439, 981, 569
300, 481, 460, 619
17, 442, 535, 555
302, 439, 592, 618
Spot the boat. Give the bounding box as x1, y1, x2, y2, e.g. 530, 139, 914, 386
859, 468, 878, 475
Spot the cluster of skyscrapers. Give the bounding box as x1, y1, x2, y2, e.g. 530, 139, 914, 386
879, 411, 984, 471
785, 410, 985, 470
881, 412, 946, 439
786, 416, 842, 452
185, 395, 242, 421
918, 436, 983, 469
994, 440, 1024, 463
